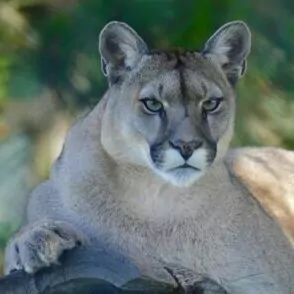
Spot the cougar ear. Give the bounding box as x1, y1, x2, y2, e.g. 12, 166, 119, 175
202, 21, 251, 86
99, 21, 148, 85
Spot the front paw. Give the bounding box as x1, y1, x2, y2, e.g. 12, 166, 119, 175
4, 219, 88, 275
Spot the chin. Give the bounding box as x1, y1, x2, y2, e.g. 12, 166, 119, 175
155, 167, 205, 188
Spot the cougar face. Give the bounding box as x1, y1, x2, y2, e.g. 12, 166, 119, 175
99, 21, 251, 187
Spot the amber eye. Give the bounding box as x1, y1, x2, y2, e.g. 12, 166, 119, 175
141, 98, 164, 114
202, 97, 223, 113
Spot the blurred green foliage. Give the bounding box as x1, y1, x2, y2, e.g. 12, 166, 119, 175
1, 0, 294, 148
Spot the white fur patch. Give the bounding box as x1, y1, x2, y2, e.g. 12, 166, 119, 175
156, 168, 205, 188
162, 149, 185, 170
151, 148, 209, 187
187, 148, 208, 171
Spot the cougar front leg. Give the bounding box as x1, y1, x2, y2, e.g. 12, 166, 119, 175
4, 219, 88, 274
185, 278, 228, 294
165, 265, 228, 294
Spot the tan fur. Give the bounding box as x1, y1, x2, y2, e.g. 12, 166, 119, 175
227, 147, 294, 246
4, 21, 294, 293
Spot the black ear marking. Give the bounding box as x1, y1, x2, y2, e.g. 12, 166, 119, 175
101, 58, 108, 76
240, 59, 247, 76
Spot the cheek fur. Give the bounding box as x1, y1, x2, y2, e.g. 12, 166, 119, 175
134, 114, 163, 145
207, 111, 230, 142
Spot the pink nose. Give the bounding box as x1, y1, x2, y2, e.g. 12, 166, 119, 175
170, 140, 203, 160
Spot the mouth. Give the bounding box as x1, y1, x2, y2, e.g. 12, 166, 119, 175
170, 163, 201, 172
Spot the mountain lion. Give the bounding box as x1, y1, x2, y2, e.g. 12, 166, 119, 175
4, 21, 294, 293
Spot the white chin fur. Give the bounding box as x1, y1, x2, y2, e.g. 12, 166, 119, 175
155, 168, 205, 187
151, 148, 209, 187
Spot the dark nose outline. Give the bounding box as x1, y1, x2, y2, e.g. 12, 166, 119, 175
169, 140, 203, 160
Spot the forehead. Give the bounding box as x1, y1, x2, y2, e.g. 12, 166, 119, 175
134, 50, 229, 101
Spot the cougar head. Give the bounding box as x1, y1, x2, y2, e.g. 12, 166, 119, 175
99, 21, 251, 187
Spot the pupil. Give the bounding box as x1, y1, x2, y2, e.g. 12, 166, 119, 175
207, 100, 215, 109
151, 100, 158, 109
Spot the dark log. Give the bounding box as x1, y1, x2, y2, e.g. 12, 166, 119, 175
0, 246, 228, 293
0, 246, 178, 294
